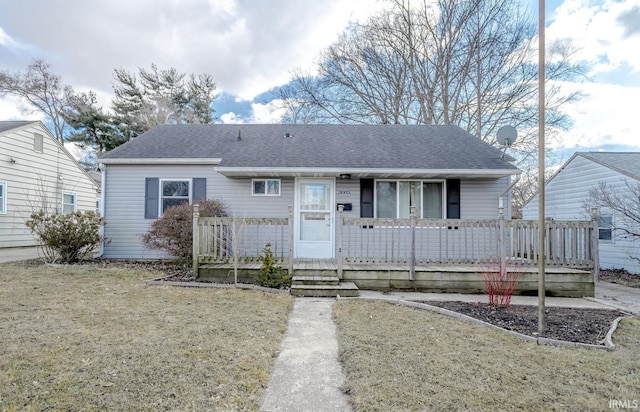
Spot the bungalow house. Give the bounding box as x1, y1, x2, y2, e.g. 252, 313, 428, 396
98, 124, 597, 296
522, 152, 640, 274
99, 124, 519, 255
0, 121, 101, 249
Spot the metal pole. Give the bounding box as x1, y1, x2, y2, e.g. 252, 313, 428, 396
538, 0, 546, 336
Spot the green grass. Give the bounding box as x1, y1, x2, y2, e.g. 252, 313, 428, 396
334, 300, 639, 412
0, 262, 292, 411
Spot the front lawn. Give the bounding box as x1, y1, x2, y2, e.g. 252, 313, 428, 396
0, 262, 292, 411
334, 300, 639, 412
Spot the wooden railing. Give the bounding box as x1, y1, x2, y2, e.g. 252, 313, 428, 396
192, 205, 598, 277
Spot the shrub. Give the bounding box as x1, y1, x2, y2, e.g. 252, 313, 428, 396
254, 243, 291, 288
25, 210, 104, 263
482, 262, 521, 307
141, 199, 227, 261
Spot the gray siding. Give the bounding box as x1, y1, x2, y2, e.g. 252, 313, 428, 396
461, 177, 508, 219
0, 123, 99, 248
103, 164, 509, 259
522, 155, 640, 273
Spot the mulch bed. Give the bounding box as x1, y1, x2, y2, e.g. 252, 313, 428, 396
599, 268, 640, 288
425, 301, 627, 345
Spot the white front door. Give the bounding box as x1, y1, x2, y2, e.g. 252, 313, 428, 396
295, 178, 335, 258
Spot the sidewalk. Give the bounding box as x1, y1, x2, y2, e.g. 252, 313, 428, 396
261, 298, 351, 412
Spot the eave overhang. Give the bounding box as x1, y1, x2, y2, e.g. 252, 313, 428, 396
215, 167, 521, 179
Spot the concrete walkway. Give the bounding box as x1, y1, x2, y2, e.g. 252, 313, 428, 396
261, 298, 351, 412
593, 282, 640, 315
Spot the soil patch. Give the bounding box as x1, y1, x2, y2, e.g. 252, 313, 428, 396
599, 268, 640, 288
425, 301, 626, 345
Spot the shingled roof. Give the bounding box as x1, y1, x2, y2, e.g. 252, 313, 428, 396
578, 152, 640, 181
99, 124, 519, 177
0, 120, 36, 134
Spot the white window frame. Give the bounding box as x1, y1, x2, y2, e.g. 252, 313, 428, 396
0, 181, 7, 214
160, 179, 191, 214
374, 179, 445, 219
598, 214, 614, 242
252, 178, 281, 196
62, 191, 77, 214
34, 133, 44, 153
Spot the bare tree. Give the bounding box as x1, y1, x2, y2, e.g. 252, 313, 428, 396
0, 59, 73, 142
587, 181, 640, 262
276, 0, 586, 161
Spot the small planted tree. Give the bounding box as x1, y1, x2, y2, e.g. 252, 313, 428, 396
25, 210, 104, 263
141, 199, 226, 261
254, 243, 291, 289
482, 262, 521, 307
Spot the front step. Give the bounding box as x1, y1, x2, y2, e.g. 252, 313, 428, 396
290, 282, 359, 297
292, 275, 340, 286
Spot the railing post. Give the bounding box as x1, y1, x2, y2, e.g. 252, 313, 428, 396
591, 208, 600, 283
192, 204, 200, 278
337, 205, 344, 279
410, 206, 416, 281
288, 205, 294, 276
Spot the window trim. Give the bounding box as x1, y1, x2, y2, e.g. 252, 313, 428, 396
598, 214, 614, 242
0, 181, 7, 214
62, 191, 77, 214
374, 179, 446, 219
252, 178, 281, 196
159, 179, 192, 215
34, 133, 44, 153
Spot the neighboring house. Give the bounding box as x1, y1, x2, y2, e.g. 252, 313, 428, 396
99, 124, 520, 259
522, 152, 640, 274
0, 121, 100, 249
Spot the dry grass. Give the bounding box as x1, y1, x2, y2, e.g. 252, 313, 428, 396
334, 300, 640, 412
0, 262, 292, 411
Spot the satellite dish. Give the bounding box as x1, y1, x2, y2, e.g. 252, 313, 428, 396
497, 125, 517, 147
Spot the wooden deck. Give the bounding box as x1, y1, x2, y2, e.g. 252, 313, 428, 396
198, 259, 595, 297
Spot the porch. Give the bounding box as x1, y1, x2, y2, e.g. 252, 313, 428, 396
192, 206, 598, 297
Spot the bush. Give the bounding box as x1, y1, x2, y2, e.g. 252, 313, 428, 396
141, 199, 227, 261
254, 243, 291, 288
482, 262, 521, 307
25, 210, 104, 263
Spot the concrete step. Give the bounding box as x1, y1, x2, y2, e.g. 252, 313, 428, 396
292, 275, 340, 286
290, 282, 359, 298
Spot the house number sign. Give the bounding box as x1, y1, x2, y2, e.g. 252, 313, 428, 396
338, 190, 351, 195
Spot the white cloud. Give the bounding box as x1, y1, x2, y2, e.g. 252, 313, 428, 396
548, 0, 640, 74
219, 100, 287, 124
552, 81, 640, 148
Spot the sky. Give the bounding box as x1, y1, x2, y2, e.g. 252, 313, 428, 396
1, 0, 639, 164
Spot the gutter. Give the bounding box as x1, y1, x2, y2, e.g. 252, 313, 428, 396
498, 174, 521, 211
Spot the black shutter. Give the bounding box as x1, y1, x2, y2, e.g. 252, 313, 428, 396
360, 179, 374, 218
145, 177, 159, 219
192, 178, 206, 201
446, 179, 460, 219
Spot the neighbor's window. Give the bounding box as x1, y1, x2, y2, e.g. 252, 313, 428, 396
161, 180, 190, 213
252, 179, 280, 196
598, 215, 613, 241
34, 133, 43, 153
0, 182, 6, 214
62, 192, 77, 214
375, 180, 444, 218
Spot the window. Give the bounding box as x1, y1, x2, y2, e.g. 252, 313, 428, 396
96, 200, 100, 215
34, 133, 43, 153
599, 215, 613, 241
0, 182, 6, 214
161, 180, 190, 213
375, 180, 444, 218
252, 179, 280, 196
62, 192, 77, 214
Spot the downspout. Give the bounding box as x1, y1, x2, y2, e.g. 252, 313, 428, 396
95, 163, 106, 257
498, 174, 521, 216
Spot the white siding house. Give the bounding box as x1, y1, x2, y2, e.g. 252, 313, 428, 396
522, 152, 640, 274
99, 124, 520, 260
0, 121, 100, 249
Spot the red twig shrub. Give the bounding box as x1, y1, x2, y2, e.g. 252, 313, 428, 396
482, 262, 521, 307
142, 199, 226, 261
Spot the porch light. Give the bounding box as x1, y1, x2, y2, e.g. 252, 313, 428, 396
591, 207, 599, 217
